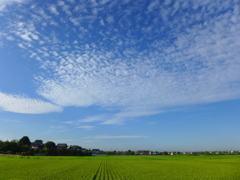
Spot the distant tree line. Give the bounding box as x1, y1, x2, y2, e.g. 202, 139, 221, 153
0, 136, 92, 156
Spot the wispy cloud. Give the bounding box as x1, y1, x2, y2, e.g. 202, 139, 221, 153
83, 140, 99, 143
65, 111, 161, 126
0, 119, 21, 123
147, 0, 160, 12
49, 125, 68, 132
50, 125, 65, 129
53, 139, 76, 143
94, 135, 148, 139
147, 122, 158, 125
77, 125, 95, 130
84, 135, 148, 139
65, 115, 105, 125
0, 92, 62, 114
0, 0, 26, 12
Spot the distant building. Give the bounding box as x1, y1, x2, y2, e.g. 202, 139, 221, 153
92, 149, 100, 153
152, 151, 161, 155
56, 143, 68, 149
31, 143, 44, 150
135, 150, 151, 155
115, 151, 126, 155
183, 152, 192, 154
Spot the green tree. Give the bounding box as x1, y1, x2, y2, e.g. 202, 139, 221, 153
0, 140, 20, 154
9, 140, 20, 153
45, 141, 56, 149
19, 136, 31, 146
163, 151, 168, 155
68, 147, 78, 156
69, 145, 82, 151
21, 145, 30, 153
126, 150, 134, 155
83, 149, 92, 156
44, 141, 57, 155
34, 140, 43, 143
58, 146, 67, 156
68, 145, 83, 156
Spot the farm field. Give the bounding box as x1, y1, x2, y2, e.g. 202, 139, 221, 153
0, 155, 240, 180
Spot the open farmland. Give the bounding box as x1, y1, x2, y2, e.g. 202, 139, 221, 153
0, 155, 240, 180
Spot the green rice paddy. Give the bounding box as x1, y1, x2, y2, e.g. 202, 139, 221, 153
0, 155, 240, 179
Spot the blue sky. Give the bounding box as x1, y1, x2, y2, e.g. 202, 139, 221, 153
0, 0, 240, 151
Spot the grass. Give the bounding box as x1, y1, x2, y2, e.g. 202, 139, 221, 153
0, 155, 240, 179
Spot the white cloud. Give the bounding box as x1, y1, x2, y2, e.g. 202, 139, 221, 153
1, 0, 240, 120
147, 0, 159, 12
18, 43, 25, 48
89, 0, 98, 7
0, 0, 26, 11
164, 0, 172, 6
20, 33, 32, 41
37, 35, 240, 114
49, 5, 59, 16
66, 0, 75, 3
0, 92, 62, 114
106, 15, 114, 23
100, 19, 105, 26
99, 0, 110, 5
58, 1, 71, 15
69, 17, 80, 26
6, 36, 15, 41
